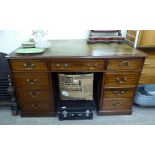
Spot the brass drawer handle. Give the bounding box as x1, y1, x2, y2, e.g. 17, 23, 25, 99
119, 61, 130, 67
56, 64, 60, 67
113, 90, 125, 96
139, 81, 144, 84
26, 78, 38, 84
87, 63, 98, 70
23, 62, 35, 69
116, 77, 127, 83
144, 62, 151, 65
56, 63, 68, 69
64, 63, 69, 67
32, 104, 40, 109
88, 67, 95, 70
29, 91, 40, 97
112, 102, 121, 106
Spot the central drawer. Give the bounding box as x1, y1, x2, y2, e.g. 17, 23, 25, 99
51, 60, 105, 72
107, 59, 143, 70
104, 72, 140, 87
14, 73, 50, 89
102, 98, 133, 111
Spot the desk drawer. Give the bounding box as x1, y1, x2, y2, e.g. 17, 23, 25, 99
141, 67, 155, 77
14, 73, 50, 88
139, 76, 155, 84
11, 60, 48, 71
144, 59, 155, 67
107, 59, 143, 70
20, 100, 52, 113
17, 89, 51, 100
51, 60, 105, 71
102, 98, 133, 111
104, 88, 135, 98
104, 72, 140, 87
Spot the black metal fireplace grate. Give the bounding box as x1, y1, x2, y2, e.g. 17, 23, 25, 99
0, 52, 18, 115
0, 78, 11, 99
0, 53, 11, 100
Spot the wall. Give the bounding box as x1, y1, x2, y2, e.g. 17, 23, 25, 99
0, 30, 30, 54
0, 30, 126, 54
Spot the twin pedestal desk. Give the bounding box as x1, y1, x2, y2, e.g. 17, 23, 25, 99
7, 40, 146, 117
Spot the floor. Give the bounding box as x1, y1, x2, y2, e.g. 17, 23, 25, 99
0, 105, 155, 125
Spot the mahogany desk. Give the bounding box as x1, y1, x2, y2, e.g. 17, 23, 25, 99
7, 40, 146, 117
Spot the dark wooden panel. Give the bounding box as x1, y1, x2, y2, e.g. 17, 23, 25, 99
107, 59, 143, 70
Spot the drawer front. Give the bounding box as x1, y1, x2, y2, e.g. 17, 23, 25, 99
20, 100, 52, 113
141, 67, 155, 77
104, 88, 135, 98
104, 72, 140, 86
14, 74, 50, 88
17, 89, 51, 100
144, 59, 155, 67
107, 59, 143, 70
51, 60, 105, 71
139, 76, 155, 84
11, 60, 48, 71
102, 98, 133, 111
146, 52, 155, 59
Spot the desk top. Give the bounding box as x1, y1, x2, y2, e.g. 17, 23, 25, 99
7, 40, 147, 59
